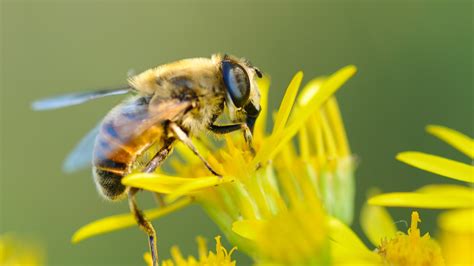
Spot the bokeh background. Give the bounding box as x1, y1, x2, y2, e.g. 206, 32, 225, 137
1, 0, 472, 265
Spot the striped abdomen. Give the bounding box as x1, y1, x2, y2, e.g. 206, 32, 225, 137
92, 96, 164, 200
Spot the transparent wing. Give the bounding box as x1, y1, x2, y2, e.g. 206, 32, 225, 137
31, 86, 130, 111
63, 96, 194, 173
62, 123, 101, 173
93, 97, 195, 159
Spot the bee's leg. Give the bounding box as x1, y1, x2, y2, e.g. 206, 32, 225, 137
128, 188, 158, 266
143, 138, 175, 173
208, 123, 244, 134
209, 123, 255, 154
153, 192, 166, 207
144, 139, 175, 209
128, 139, 175, 266
241, 124, 255, 153
169, 122, 221, 176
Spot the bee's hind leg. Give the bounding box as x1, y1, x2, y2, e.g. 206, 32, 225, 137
127, 139, 176, 266
128, 188, 158, 266
169, 122, 221, 177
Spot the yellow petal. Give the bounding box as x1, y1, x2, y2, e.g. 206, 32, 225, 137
331, 241, 381, 266
328, 216, 377, 261
175, 141, 201, 164
143, 252, 153, 266
232, 219, 265, 241
254, 75, 270, 140
368, 192, 474, 209
288, 65, 356, 133
297, 77, 326, 106
166, 176, 235, 202
272, 71, 303, 134
122, 173, 197, 194
328, 216, 370, 252
174, 140, 212, 164
251, 65, 356, 168
416, 184, 473, 197
360, 204, 397, 247
397, 151, 474, 183
438, 208, 474, 233
426, 125, 474, 159
197, 236, 208, 259
326, 97, 351, 157
438, 208, 474, 265
71, 197, 192, 243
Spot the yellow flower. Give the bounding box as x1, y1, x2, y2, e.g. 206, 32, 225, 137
329, 208, 444, 266
0, 234, 45, 266
71, 198, 192, 243
71, 66, 357, 264
144, 236, 236, 266
368, 125, 474, 265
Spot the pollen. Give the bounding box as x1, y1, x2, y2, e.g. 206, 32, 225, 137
146, 236, 236, 266
378, 211, 445, 266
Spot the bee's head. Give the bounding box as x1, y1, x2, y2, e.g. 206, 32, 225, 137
218, 54, 262, 133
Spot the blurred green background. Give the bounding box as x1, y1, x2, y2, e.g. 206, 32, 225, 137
1, 0, 472, 265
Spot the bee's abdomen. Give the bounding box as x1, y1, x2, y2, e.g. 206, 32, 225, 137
91, 96, 164, 200
92, 128, 135, 200
93, 166, 127, 200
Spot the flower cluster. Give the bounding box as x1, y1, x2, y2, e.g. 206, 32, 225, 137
65, 66, 472, 265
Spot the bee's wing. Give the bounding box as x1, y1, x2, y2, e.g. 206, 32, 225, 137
92, 97, 194, 163
31, 86, 131, 111
62, 123, 101, 173
109, 98, 194, 143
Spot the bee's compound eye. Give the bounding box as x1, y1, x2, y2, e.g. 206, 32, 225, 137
222, 60, 250, 108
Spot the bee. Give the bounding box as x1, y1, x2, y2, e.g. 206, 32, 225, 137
32, 54, 262, 265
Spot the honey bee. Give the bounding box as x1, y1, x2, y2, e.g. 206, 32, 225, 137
32, 54, 262, 265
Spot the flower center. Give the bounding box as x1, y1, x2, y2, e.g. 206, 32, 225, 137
378, 211, 445, 266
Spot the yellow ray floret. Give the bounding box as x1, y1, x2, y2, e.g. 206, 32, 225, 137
438, 208, 474, 233
253, 75, 270, 142
121, 173, 201, 194
396, 151, 474, 183
426, 125, 474, 159
360, 203, 397, 247
271, 71, 303, 135
368, 185, 474, 209
72, 198, 192, 243
328, 216, 380, 264
437, 208, 474, 265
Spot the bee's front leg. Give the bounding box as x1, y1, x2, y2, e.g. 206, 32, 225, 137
208, 123, 243, 134
209, 123, 255, 154
169, 122, 221, 177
